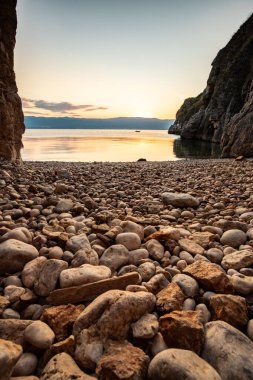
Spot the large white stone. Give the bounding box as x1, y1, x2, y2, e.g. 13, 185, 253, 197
60, 264, 111, 288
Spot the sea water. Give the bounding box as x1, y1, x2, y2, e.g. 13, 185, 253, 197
22, 129, 220, 162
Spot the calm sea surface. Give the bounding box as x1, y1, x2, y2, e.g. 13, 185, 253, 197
22, 129, 221, 162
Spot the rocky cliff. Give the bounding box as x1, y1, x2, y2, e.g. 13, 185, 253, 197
170, 14, 253, 157
0, 0, 24, 162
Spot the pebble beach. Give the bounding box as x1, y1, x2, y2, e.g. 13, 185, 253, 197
1, 158, 253, 380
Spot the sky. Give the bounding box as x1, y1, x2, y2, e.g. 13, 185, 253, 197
15, 0, 253, 119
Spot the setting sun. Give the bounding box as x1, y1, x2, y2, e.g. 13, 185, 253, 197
134, 110, 154, 118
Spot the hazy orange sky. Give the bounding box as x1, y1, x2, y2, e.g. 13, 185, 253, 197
15, 0, 252, 119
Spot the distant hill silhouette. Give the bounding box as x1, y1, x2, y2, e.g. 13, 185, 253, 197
25, 116, 174, 130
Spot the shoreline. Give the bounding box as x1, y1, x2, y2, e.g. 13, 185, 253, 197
0, 158, 253, 378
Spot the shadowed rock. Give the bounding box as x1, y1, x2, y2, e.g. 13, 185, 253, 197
0, 0, 24, 162
170, 14, 253, 158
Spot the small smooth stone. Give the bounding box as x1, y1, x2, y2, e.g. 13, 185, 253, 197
221, 250, 253, 270
172, 274, 199, 297
24, 321, 55, 349
121, 221, 144, 240
230, 274, 253, 295
178, 239, 204, 256
92, 244, 105, 257
148, 348, 221, 380
223, 247, 236, 255
194, 254, 209, 262
22, 304, 44, 320
100, 244, 129, 271
71, 248, 99, 267
181, 210, 194, 219
170, 256, 180, 265
240, 212, 253, 221
202, 226, 223, 236
34, 259, 68, 296
177, 260, 187, 271
0, 227, 32, 244
126, 285, 148, 292
65, 225, 76, 234
131, 313, 159, 339
48, 246, 63, 259
62, 251, 74, 262
144, 274, 169, 294
4, 286, 26, 303
115, 232, 141, 250
183, 298, 196, 311
150, 333, 168, 356
138, 262, 156, 282
2, 308, 20, 319
227, 269, 239, 276
65, 233, 90, 253
5, 276, 22, 287
179, 251, 194, 264
165, 268, 181, 277
118, 264, 138, 276
129, 248, 149, 265
240, 268, 253, 276
13, 353, 38, 376
206, 248, 224, 264
220, 229, 247, 248
203, 291, 216, 301
195, 303, 211, 324
247, 228, 253, 240
21, 256, 47, 289
145, 239, 165, 260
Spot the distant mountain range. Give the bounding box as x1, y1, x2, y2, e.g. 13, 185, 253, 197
25, 116, 174, 130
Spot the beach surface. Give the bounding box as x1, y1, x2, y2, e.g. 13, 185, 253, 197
1, 158, 253, 379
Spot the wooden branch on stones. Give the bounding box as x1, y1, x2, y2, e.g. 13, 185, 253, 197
47, 272, 140, 305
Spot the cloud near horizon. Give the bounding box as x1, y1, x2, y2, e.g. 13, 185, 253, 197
22, 98, 108, 114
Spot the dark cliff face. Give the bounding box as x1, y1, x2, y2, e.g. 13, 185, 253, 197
0, 0, 24, 162
170, 14, 253, 157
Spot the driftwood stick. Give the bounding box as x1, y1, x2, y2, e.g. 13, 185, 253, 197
47, 272, 140, 305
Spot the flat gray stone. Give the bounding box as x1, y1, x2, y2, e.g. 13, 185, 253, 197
221, 250, 253, 270
148, 348, 221, 380
162, 192, 199, 208
202, 321, 253, 380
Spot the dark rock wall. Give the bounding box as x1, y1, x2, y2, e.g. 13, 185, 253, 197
0, 0, 24, 162
170, 14, 253, 157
